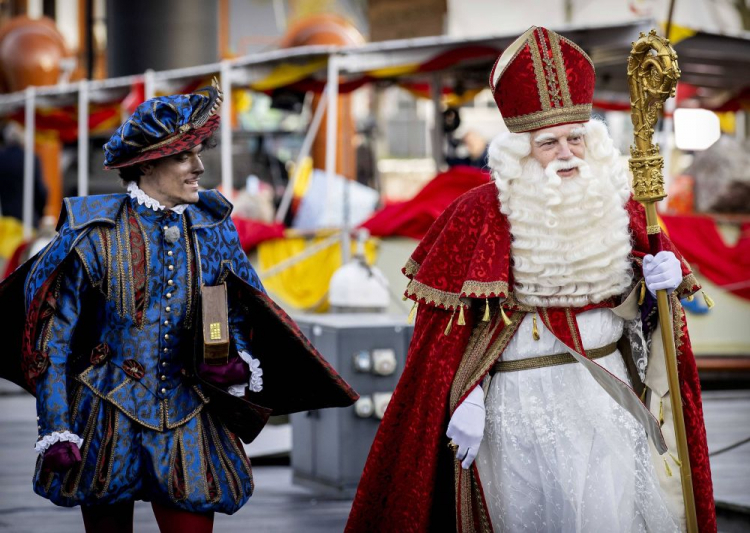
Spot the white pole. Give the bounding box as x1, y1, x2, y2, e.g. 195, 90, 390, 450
22, 86, 36, 240
78, 80, 90, 196
144, 69, 156, 100
430, 74, 444, 170
325, 55, 347, 262
220, 60, 233, 202
275, 83, 329, 223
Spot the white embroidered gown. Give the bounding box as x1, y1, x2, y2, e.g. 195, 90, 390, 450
475, 308, 679, 533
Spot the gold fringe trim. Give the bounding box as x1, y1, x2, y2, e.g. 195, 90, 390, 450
407, 301, 418, 324
659, 399, 664, 426
664, 458, 673, 477
638, 280, 646, 306
482, 299, 490, 322
669, 452, 682, 467
444, 309, 457, 336
500, 307, 512, 326
702, 290, 715, 309
403, 257, 421, 279
532, 314, 540, 341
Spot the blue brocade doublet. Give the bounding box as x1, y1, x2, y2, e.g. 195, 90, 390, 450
27, 191, 263, 512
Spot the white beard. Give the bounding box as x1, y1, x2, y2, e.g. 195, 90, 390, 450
503, 156, 633, 308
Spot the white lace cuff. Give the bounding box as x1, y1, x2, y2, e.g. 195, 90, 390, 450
35, 431, 84, 454
238, 350, 263, 393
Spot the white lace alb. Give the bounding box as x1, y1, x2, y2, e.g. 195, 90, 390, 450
35, 430, 84, 454
127, 182, 188, 214
475, 309, 679, 532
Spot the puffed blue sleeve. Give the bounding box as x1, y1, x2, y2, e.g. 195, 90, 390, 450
34, 254, 88, 452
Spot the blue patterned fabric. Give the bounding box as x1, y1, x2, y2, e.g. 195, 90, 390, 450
103, 92, 218, 169
27, 190, 263, 511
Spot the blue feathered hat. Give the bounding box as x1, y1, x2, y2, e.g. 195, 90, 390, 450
103, 79, 223, 170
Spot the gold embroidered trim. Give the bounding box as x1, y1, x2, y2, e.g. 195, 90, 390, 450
77, 370, 164, 432
456, 463, 475, 532
61, 396, 101, 497
168, 427, 188, 502
405, 279, 511, 311
141, 130, 189, 152
449, 317, 497, 411
165, 399, 205, 430
92, 403, 119, 498
537, 29, 563, 108
183, 215, 195, 327
528, 29, 552, 112
676, 272, 700, 300
565, 308, 584, 354
206, 415, 243, 504
130, 209, 151, 330
549, 31, 574, 108
492, 341, 617, 373
504, 104, 592, 133
646, 224, 661, 234
223, 425, 253, 479
403, 257, 420, 279
405, 279, 462, 310
473, 474, 493, 533
461, 280, 509, 299
197, 416, 222, 503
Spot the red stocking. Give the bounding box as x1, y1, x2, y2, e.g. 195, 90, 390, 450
152, 501, 214, 533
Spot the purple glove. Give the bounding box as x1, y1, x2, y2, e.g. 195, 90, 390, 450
42, 441, 82, 473
198, 356, 250, 388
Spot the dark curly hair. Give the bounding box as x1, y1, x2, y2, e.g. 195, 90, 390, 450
117, 133, 217, 186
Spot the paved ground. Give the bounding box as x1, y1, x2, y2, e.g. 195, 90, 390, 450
1, 383, 748, 532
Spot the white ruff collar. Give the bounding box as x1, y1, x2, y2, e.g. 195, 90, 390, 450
127, 182, 188, 215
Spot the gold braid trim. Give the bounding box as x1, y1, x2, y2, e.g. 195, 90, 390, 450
549, 31, 574, 108
671, 293, 688, 353
675, 272, 700, 300
461, 280, 509, 299
405, 278, 511, 311
451, 309, 526, 530
403, 257, 421, 278
405, 278, 463, 310
528, 29, 552, 112
504, 104, 592, 133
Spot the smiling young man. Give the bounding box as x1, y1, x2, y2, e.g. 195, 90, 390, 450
347, 27, 715, 533
0, 83, 357, 532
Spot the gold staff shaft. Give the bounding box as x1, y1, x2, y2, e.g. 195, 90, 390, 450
627, 30, 698, 533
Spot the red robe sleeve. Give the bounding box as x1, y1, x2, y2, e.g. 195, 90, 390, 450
345, 304, 476, 533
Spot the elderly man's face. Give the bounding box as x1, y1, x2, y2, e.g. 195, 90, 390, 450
529, 123, 586, 178
139, 143, 205, 208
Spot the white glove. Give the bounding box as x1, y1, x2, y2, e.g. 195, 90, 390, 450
446, 384, 485, 470
643, 251, 682, 297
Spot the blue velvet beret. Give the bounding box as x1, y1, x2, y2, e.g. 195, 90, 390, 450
103, 82, 222, 170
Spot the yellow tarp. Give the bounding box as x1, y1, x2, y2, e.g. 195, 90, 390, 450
257, 233, 378, 312
0, 216, 24, 259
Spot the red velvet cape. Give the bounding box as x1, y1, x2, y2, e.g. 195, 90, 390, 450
345, 183, 715, 533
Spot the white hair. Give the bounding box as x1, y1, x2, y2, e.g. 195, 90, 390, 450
487, 118, 633, 308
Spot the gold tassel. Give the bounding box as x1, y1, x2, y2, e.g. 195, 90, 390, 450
402, 294, 408, 301
659, 399, 664, 426
686, 293, 694, 302
532, 314, 540, 341
664, 458, 673, 477
500, 307, 512, 326
638, 280, 646, 305
444, 309, 456, 336
702, 290, 715, 309
482, 299, 490, 322
669, 452, 682, 467
407, 301, 418, 324
640, 386, 647, 403
458, 305, 466, 326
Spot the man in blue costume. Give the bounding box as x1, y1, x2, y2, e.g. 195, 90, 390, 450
0, 82, 357, 532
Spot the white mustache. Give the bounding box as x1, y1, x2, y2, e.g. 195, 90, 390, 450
545, 157, 585, 172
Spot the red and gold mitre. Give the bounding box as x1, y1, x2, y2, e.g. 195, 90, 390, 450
489, 26, 595, 133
